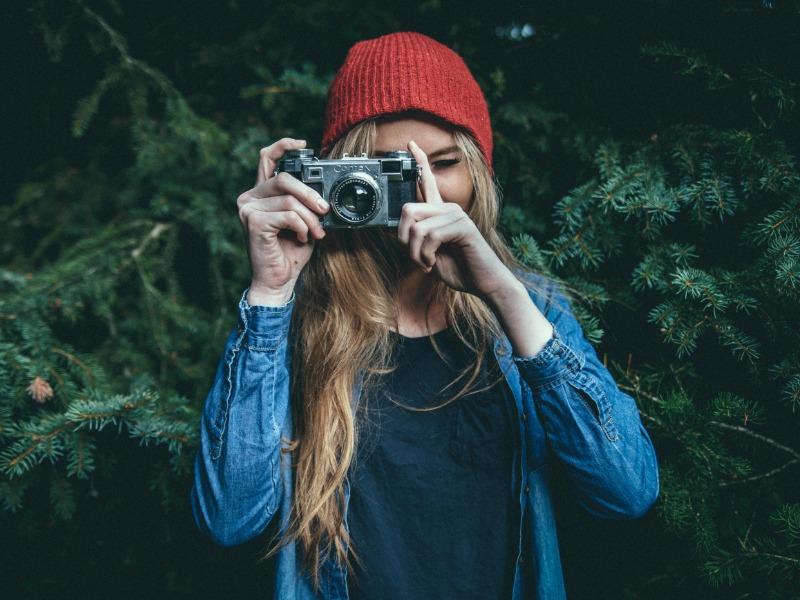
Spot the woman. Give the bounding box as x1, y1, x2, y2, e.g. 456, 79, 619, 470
190, 31, 659, 599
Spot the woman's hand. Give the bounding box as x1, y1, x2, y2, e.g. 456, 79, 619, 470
237, 138, 330, 304
397, 139, 517, 302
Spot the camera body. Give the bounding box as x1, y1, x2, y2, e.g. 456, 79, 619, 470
275, 149, 418, 228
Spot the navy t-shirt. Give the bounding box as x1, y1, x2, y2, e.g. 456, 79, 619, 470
347, 326, 519, 599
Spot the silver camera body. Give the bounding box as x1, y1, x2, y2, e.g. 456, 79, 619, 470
275, 149, 418, 228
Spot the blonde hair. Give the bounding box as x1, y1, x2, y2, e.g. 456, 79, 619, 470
257, 112, 549, 592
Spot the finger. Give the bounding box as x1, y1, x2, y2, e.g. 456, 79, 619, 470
420, 215, 470, 271
251, 171, 330, 217
407, 211, 465, 269
419, 216, 471, 269
243, 207, 313, 244
240, 195, 326, 240
256, 138, 307, 185
408, 140, 443, 204
397, 202, 461, 244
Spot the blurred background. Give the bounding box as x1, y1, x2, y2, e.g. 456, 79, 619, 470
2, 1, 799, 598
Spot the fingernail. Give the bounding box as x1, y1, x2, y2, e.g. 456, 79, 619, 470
317, 196, 329, 210
297, 139, 307, 144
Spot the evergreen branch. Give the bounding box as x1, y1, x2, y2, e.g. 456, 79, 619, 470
72, 0, 229, 164
67, 432, 93, 479
65, 391, 156, 430
46, 364, 64, 387
747, 552, 800, 567
77, 1, 131, 61
51, 347, 96, 386
78, 0, 177, 98
771, 504, 800, 540
1, 389, 159, 477
708, 421, 800, 460
45, 220, 172, 296
128, 421, 191, 450
719, 458, 800, 487
131, 222, 171, 259
618, 378, 800, 461
640, 42, 734, 89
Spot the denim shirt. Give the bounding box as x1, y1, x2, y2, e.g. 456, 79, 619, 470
190, 271, 660, 599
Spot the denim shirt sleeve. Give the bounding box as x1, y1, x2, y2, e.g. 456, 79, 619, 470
189, 286, 294, 546
512, 279, 660, 519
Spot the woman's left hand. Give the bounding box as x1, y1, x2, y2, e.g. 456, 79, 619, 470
397, 140, 517, 301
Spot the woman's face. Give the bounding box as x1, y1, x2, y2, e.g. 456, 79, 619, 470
372, 117, 474, 212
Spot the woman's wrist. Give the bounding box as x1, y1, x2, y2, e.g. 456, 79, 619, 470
247, 282, 296, 307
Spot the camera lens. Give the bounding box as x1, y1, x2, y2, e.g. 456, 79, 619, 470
330, 175, 379, 224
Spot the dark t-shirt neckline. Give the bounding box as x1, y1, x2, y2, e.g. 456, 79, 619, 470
389, 326, 452, 342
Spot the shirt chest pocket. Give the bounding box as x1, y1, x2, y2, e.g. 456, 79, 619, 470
448, 388, 516, 472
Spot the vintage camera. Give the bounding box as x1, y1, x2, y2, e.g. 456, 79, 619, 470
274, 149, 418, 228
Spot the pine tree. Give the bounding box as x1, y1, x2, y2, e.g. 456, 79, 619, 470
2, 1, 799, 597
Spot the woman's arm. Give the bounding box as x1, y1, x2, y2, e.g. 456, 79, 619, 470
488, 274, 660, 519
189, 287, 294, 546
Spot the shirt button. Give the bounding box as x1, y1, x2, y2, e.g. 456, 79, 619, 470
521, 412, 527, 421
496, 346, 508, 356
518, 556, 525, 563
525, 485, 531, 493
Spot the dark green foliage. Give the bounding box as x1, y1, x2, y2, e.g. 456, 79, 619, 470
2, 1, 799, 598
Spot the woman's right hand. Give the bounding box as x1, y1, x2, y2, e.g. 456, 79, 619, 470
237, 138, 330, 305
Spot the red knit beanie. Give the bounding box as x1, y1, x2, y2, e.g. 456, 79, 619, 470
320, 31, 494, 172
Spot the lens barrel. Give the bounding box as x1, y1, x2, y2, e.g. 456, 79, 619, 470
329, 173, 380, 224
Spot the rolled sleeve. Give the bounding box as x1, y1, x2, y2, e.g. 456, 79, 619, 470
237, 287, 295, 352
512, 322, 585, 392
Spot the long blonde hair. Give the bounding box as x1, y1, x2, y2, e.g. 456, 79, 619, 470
257, 112, 546, 592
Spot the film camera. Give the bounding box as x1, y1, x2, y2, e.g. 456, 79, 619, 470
274, 149, 418, 228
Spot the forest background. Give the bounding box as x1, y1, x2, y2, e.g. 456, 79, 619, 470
2, 1, 799, 598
